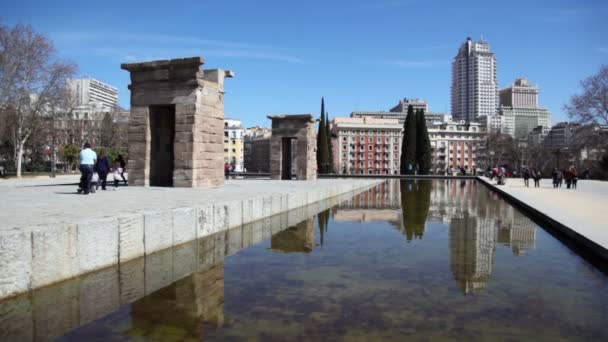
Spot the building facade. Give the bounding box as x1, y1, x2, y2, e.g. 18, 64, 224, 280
243, 126, 271, 173
499, 78, 551, 139
332, 117, 403, 175
224, 118, 245, 172
428, 121, 484, 173
543, 122, 581, 148
352, 98, 449, 126
389, 98, 428, 113
67, 78, 118, 119
451, 37, 498, 122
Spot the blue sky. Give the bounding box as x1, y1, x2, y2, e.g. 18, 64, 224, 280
2, 0, 607, 127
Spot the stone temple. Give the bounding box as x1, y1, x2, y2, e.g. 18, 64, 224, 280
121, 57, 234, 187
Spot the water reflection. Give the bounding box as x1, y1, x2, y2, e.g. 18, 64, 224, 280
334, 179, 537, 293
129, 263, 224, 340
271, 218, 315, 253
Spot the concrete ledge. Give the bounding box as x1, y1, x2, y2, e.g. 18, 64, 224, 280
477, 176, 608, 263
0, 179, 381, 299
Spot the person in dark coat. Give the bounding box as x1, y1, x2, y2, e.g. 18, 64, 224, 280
552, 168, 560, 188
118, 154, 127, 185
523, 168, 530, 187
533, 169, 541, 188
96, 150, 111, 190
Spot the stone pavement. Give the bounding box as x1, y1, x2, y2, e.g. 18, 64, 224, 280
478, 176, 608, 258
0, 175, 361, 230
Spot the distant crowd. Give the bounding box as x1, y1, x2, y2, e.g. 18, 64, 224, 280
487, 165, 590, 189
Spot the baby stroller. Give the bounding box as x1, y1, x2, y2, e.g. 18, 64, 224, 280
77, 173, 98, 194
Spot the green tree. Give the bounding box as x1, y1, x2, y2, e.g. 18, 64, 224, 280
326, 111, 334, 173
316, 97, 329, 173
400, 105, 417, 174
415, 109, 432, 174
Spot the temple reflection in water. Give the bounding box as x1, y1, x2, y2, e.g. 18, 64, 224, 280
332, 179, 537, 293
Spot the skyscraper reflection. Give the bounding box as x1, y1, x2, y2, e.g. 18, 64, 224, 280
332, 179, 538, 293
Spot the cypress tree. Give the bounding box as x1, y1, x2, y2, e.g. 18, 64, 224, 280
400, 105, 417, 174
415, 109, 432, 174
316, 98, 329, 173
326, 111, 334, 174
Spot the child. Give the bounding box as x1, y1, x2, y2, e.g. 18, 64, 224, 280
112, 163, 123, 191
90, 172, 98, 193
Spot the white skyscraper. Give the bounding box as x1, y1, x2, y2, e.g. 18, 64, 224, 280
451, 37, 498, 123
67, 78, 118, 119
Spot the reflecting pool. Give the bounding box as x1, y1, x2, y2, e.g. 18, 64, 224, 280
2, 179, 607, 341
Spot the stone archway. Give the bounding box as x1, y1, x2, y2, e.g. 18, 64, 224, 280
267, 114, 317, 180
121, 57, 234, 187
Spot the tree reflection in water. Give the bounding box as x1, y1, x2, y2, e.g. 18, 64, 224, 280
399, 179, 432, 242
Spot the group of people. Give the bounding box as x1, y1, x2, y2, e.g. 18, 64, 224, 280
489, 166, 509, 185
521, 168, 543, 187
551, 167, 579, 189
78, 142, 127, 195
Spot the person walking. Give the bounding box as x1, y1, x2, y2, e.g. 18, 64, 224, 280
552, 168, 559, 188
533, 169, 541, 188
95, 150, 111, 190
558, 169, 564, 188
224, 162, 231, 180
564, 168, 573, 189
572, 167, 578, 189
523, 168, 530, 188
78, 142, 97, 194
117, 154, 128, 185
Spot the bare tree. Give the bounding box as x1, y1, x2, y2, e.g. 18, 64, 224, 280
564, 65, 608, 126
0, 23, 76, 177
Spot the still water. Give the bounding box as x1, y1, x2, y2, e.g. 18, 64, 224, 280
3, 180, 608, 341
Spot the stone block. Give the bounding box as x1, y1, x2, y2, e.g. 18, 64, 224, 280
252, 219, 266, 245
197, 233, 216, 269
77, 217, 119, 274
119, 257, 145, 305
242, 197, 253, 224
213, 202, 229, 233
226, 226, 243, 257
33, 279, 80, 342
79, 267, 119, 326
172, 241, 197, 281
197, 204, 214, 238
212, 232, 227, 262
172, 207, 197, 246
31, 223, 78, 289
271, 194, 282, 216
145, 249, 173, 294
144, 210, 173, 254
0, 295, 33, 342
262, 196, 272, 218
118, 213, 145, 263
0, 228, 32, 298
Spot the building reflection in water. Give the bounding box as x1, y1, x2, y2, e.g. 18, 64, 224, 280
333, 179, 538, 293
270, 218, 315, 253
128, 263, 225, 340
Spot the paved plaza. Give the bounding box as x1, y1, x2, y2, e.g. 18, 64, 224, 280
479, 177, 608, 254
0, 175, 372, 230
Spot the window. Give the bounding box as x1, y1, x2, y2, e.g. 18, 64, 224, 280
368, 145, 373, 151
224, 132, 228, 137
232, 149, 236, 153
224, 149, 228, 152
368, 137, 373, 143
394, 145, 398, 151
